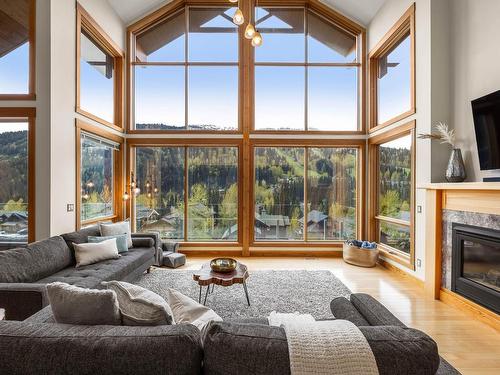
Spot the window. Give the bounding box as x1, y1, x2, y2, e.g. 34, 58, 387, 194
369, 4, 415, 130
254, 146, 358, 242
0, 108, 35, 249
133, 7, 239, 131
77, 4, 124, 129
254, 7, 359, 132
127, 1, 366, 252
369, 121, 415, 268
76, 121, 123, 228
133, 145, 239, 241
0, 0, 35, 99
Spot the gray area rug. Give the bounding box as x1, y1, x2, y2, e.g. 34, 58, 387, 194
136, 269, 351, 319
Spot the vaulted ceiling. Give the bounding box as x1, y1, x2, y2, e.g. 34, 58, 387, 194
107, 0, 387, 26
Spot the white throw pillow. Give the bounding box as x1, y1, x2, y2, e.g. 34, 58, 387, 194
100, 221, 133, 248
47, 282, 121, 325
166, 288, 222, 331
102, 281, 174, 326
73, 238, 120, 268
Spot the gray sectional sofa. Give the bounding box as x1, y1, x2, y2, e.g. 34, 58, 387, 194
0, 225, 160, 321
0, 293, 455, 375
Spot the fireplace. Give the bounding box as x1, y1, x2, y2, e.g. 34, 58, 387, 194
451, 223, 500, 314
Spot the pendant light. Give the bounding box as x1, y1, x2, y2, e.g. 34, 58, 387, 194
251, 0, 263, 47
232, 0, 244, 26
244, 0, 256, 39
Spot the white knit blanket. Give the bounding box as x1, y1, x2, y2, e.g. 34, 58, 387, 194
269, 312, 379, 375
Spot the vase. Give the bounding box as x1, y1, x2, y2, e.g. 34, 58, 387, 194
445, 148, 466, 182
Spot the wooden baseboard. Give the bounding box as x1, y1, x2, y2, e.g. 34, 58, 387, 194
439, 288, 499, 331
378, 258, 424, 288
250, 250, 343, 257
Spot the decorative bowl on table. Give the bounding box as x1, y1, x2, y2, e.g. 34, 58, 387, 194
210, 258, 237, 273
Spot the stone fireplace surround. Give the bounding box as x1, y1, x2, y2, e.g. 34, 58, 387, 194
442, 209, 500, 290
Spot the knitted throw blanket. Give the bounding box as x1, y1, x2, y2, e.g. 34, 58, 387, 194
269, 312, 379, 375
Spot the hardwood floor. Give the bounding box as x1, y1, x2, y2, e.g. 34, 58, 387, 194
183, 256, 500, 375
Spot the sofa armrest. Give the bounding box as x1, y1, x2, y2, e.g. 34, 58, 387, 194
131, 232, 162, 266
0, 283, 49, 321
131, 237, 155, 248
330, 296, 370, 326
350, 293, 406, 327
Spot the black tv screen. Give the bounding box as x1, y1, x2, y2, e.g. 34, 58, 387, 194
471, 90, 500, 170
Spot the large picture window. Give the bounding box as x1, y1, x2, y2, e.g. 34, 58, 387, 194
133, 7, 239, 131
254, 146, 358, 242
369, 121, 415, 268
76, 4, 124, 130
0, 108, 35, 249
369, 4, 415, 131
254, 7, 360, 132
133, 145, 239, 241
0, 0, 35, 99
76, 121, 123, 229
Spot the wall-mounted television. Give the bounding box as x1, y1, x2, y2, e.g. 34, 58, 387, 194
471, 90, 500, 171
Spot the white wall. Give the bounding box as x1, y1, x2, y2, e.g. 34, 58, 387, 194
49, 0, 125, 236
368, 0, 433, 280
449, 0, 500, 181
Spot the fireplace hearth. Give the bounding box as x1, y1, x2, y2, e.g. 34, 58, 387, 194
452, 223, 500, 314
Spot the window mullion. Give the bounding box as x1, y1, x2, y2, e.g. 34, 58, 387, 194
184, 147, 189, 242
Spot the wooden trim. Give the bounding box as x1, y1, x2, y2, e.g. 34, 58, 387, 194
378, 258, 424, 288
0, 108, 36, 243
424, 188, 442, 299
439, 288, 500, 331
419, 182, 500, 190
76, 3, 124, 131
250, 249, 343, 257
75, 119, 124, 229
0, 0, 36, 100
368, 3, 415, 131
368, 120, 416, 270
442, 189, 500, 216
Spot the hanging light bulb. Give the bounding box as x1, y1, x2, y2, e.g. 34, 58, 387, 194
251, 31, 263, 47
133, 187, 141, 195
145, 180, 151, 188
228, 0, 238, 2
122, 191, 130, 201
244, 23, 256, 39
233, 8, 244, 25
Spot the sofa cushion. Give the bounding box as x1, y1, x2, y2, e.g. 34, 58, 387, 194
0, 321, 203, 375
0, 236, 72, 283
202, 322, 440, 375
61, 225, 101, 260
100, 221, 133, 248
36, 247, 155, 289
47, 282, 121, 325
73, 239, 120, 268
103, 281, 174, 326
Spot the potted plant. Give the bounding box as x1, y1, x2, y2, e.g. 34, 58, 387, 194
418, 122, 466, 182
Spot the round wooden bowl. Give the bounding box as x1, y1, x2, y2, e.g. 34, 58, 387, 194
210, 258, 238, 273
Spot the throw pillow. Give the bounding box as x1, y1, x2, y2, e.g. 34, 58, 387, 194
102, 281, 174, 326
47, 282, 121, 325
100, 221, 133, 248
166, 288, 222, 331
73, 238, 120, 268
88, 234, 128, 253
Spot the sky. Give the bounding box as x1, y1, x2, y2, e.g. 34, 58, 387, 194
0, 122, 28, 134
0, 43, 29, 94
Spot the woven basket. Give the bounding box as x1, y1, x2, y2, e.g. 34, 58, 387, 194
342, 243, 379, 268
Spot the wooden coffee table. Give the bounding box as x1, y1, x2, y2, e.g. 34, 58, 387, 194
193, 261, 250, 306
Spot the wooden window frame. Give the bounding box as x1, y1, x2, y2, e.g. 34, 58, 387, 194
0, 107, 36, 244
75, 119, 124, 229
0, 0, 36, 100
249, 138, 365, 250
126, 0, 366, 136
368, 3, 415, 133
368, 120, 415, 269
125, 138, 243, 249
76, 3, 124, 132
